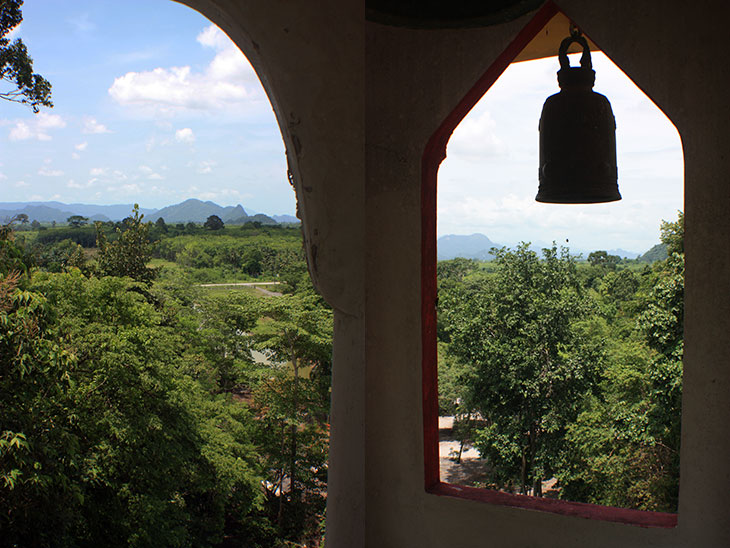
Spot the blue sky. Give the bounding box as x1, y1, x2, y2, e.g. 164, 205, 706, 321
439, 52, 684, 253
0, 0, 292, 216
0, 2, 683, 251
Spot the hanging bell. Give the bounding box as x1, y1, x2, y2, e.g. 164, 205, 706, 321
536, 30, 620, 203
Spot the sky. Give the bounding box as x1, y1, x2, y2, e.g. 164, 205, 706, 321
438, 52, 684, 253
0, 1, 683, 251
0, 0, 292, 216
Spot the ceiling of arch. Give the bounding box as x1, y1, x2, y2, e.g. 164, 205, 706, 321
366, 0, 544, 29
366, 5, 600, 64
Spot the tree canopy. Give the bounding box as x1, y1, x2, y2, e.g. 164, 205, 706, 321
95, 205, 156, 284
437, 212, 685, 511
204, 215, 225, 231
0, 0, 53, 111
1, 207, 332, 546
441, 244, 601, 495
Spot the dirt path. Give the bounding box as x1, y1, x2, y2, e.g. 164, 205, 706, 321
438, 416, 561, 496
438, 416, 491, 485
199, 281, 283, 296
199, 282, 282, 287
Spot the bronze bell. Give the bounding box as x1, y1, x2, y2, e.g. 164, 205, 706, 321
536, 30, 620, 203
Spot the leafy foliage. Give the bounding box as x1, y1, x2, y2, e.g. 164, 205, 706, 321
1, 206, 331, 546
442, 244, 601, 495
0, 0, 53, 111
438, 212, 684, 510
204, 215, 225, 231
96, 204, 157, 284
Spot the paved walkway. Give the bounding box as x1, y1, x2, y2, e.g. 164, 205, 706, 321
438, 416, 491, 485
199, 281, 284, 296
199, 281, 282, 287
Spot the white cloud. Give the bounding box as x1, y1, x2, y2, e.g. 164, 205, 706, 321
8, 113, 66, 141
90, 167, 106, 176
7, 123, 30, 140
197, 25, 228, 49
175, 127, 195, 143
82, 117, 110, 134
0, 172, 6, 180
38, 167, 64, 177
116, 183, 142, 194
14, 180, 27, 187
75, 141, 88, 151
196, 160, 216, 174
138, 166, 164, 180
446, 108, 506, 161
108, 24, 261, 115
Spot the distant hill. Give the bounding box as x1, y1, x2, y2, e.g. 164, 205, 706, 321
273, 214, 299, 224
607, 248, 640, 260
229, 213, 278, 226
0, 202, 156, 223
0, 204, 76, 223
152, 199, 248, 224
0, 199, 299, 225
638, 243, 668, 263
437, 234, 502, 261
437, 233, 647, 262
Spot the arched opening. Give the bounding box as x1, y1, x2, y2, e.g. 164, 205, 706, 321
0, 2, 331, 546
422, 3, 683, 528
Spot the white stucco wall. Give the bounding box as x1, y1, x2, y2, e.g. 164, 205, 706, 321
177, 1, 730, 546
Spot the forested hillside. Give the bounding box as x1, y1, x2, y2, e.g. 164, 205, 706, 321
437, 212, 684, 511
1, 206, 685, 547
1, 208, 329, 547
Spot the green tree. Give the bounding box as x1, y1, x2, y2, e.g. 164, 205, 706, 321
0, 217, 30, 274
1, 222, 269, 546
251, 293, 332, 543
660, 210, 684, 255
33, 238, 86, 273
442, 244, 602, 495
95, 205, 156, 284
204, 214, 225, 231
636, 212, 684, 508
559, 212, 684, 512
0, 0, 53, 111
67, 215, 88, 228
587, 250, 620, 270
155, 216, 168, 233
194, 291, 262, 392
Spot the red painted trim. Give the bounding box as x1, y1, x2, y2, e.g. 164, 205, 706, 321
422, 0, 559, 496
428, 483, 678, 529
420, 1, 678, 528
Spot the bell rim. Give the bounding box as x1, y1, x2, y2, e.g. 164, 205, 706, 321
534, 192, 622, 204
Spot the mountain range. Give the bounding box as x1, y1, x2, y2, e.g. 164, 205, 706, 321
0, 199, 299, 225
437, 233, 650, 262
1, 200, 663, 260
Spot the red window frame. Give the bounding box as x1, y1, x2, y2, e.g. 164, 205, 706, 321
420, 1, 678, 528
